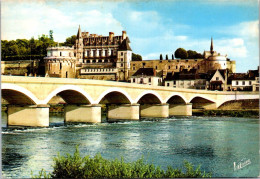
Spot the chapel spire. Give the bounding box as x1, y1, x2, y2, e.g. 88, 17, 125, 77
77, 25, 82, 39
210, 37, 214, 54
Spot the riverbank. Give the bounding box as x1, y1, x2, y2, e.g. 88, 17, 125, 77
192, 109, 259, 118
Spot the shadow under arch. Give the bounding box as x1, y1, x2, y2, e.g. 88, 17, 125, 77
44, 85, 94, 105
55, 90, 91, 104
190, 96, 216, 109
98, 91, 131, 104
166, 95, 186, 104
2, 89, 37, 105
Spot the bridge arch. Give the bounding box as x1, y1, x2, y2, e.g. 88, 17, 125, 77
189, 96, 216, 109
135, 91, 163, 104
43, 85, 94, 104
96, 88, 133, 104
1, 83, 40, 105
164, 94, 188, 104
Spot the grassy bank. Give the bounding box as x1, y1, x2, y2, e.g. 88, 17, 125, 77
193, 109, 259, 118
32, 147, 211, 178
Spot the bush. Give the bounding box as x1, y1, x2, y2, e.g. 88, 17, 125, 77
32, 147, 211, 178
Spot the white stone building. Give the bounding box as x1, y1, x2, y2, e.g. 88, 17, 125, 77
130, 68, 163, 86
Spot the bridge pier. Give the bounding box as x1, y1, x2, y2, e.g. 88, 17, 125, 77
7, 104, 50, 127
140, 103, 169, 118
169, 103, 192, 116
107, 104, 140, 121
64, 104, 101, 123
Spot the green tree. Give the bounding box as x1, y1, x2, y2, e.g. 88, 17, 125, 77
160, 54, 163, 60
174, 48, 188, 59
132, 53, 142, 61
187, 50, 197, 59
166, 54, 168, 60
194, 53, 203, 58
172, 54, 174, 60
63, 35, 77, 47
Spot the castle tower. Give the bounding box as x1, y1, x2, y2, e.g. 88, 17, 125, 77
117, 36, 132, 81
75, 25, 83, 61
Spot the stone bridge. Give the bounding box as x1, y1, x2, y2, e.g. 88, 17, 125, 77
2, 75, 258, 127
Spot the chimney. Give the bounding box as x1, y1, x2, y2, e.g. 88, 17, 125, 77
122, 31, 127, 39
153, 69, 156, 76
109, 32, 114, 40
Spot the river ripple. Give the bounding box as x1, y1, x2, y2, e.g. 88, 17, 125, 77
1, 112, 259, 178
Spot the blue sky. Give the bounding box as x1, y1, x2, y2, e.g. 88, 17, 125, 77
1, 0, 259, 72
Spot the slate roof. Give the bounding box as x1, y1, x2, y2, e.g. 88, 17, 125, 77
206, 69, 227, 81
118, 37, 132, 51
132, 68, 162, 77
165, 69, 205, 81
228, 73, 254, 80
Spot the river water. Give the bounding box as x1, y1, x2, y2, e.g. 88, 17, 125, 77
1, 112, 259, 178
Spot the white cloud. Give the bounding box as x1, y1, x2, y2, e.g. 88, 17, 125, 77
218, 20, 259, 41
1, 2, 123, 42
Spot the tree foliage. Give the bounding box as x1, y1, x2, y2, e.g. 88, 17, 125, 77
32, 146, 211, 178
160, 54, 163, 60
174, 48, 203, 59
62, 35, 77, 47
1, 35, 57, 61
166, 54, 168, 60
132, 53, 142, 61
174, 48, 188, 59
187, 50, 203, 59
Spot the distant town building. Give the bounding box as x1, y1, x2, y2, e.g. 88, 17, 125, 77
228, 68, 259, 91
130, 68, 163, 86
164, 69, 208, 89
129, 38, 236, 81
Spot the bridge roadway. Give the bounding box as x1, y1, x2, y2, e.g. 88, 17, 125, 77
2, 75, 259, 127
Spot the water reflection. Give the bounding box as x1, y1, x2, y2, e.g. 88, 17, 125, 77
1, 113, 259, 178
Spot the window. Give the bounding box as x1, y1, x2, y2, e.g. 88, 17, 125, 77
60, 52, 62, 56
174, 81, 176, 85
155, 66, 157, 70
133, 78, 135, 83
242, 81, 245, 85
176, 66, 178, 69
168, 66, 170, 69
249, 81, 252, 85
167, 83, 170, 87
216, 77, 219, 81
149, 77, 151, 83
133, 67, 135, 70
236, 81, 239, 85
121, 58, 123, 62
121, 52, 123, 56
121, 63, 123, 67
188, 65, 190, 68
60, 63, 62, 70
